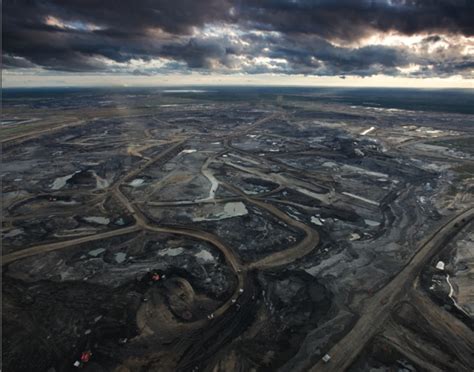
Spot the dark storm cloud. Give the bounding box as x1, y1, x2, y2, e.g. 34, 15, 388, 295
262, 34, 410, 75
2, 0, 234, 70
161, 39, 229, 69
2, 0, 234, 35
3, 55, 38, 69
2, 0, 473, 77
238, 0, 474, 41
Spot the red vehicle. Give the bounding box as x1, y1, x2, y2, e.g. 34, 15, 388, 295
80, 351, 92, 363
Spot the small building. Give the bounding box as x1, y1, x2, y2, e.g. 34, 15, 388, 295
436, 261, 445, 271
322, 354, 331, 363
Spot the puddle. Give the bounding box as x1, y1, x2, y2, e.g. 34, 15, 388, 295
114, 252, 127, 264
51, 170, 109, 190
158, 247, 185, 257
88, 248, 106, 257
57, 200, 79, 205
83, 216, 110, 225
322, 162, 338, 168
129, 178, 145, 187
114, 217, 126, 226
51, 172, 79, 190
364, 219, 380, 227
195, 250, 215, 262
311, 217, 324, 226
193, 202, 248, 222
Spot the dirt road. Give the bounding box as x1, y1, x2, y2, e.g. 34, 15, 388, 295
222, 182, 320, 269
2, 225, 140, 265
310, 207, 474, 371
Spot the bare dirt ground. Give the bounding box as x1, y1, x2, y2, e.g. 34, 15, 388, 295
2, 89, 473, 371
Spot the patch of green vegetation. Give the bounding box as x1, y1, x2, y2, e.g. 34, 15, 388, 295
444, 163, 474, 196
0, 123, 41, 139
446, 183, 458, 196
452, 163, 474, 181
431, 137, 474, 156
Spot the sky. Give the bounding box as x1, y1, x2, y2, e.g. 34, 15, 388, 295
3, 0, 473, 88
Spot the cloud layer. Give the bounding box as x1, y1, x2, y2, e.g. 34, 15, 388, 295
3, 0, 473, 78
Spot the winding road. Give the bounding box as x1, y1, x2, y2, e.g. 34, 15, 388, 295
2, 112, 320, 348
